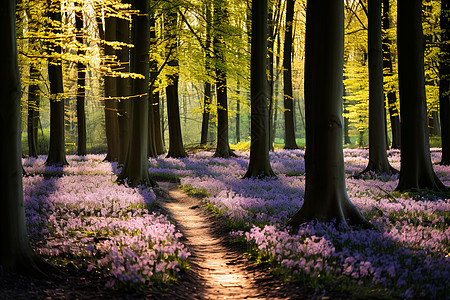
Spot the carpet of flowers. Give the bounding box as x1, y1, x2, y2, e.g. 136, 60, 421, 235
22, 155, 190, 290
148, 148, 449, 299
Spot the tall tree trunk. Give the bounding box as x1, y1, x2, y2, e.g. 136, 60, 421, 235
116, 14, 131, 165
103, 17, 119, 162
0, 0, 53, 275
118, 0, 154, 187
287, 0, 370, 228
76, 7, 86, 156
343, 82, 351, 145
361, 0, 396, 175
396, 0, 447, 192
213, 0, 233, 158
200, 2, 212, 147
440, 0, 450, 165
165, 10, 187, 158
382, 0, 401, 149
236, 79, 241, 144
429, 110, 441, 137
243, 0, 275, 178
46, 1, 67, 166
283, 0, 298, 149
149, 13, 164, 155
27, 64, 40, 157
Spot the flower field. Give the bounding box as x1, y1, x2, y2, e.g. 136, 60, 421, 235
22, 149, 449, 298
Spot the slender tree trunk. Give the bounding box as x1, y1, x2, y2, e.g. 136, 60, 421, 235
236, 79, 241, 143
200, 2, 212, 146
116, 14, 131, 165
287, 0, 370, 228
428, 110, 441, 137
118, 0, 154, 187
46, 1, 67, 166
76, 7, 86, 156
396, 0, 447, 192
149, 14, 164, 155
361, 0, 396, 175
243, 0, 275, 178
440, 0, 450, 165
103, 17, 119, 162
343, 82, 351, 145
283, 0, 298, 149
382, 0, 401, 149
165, 10, 187, 158
213, 0, 233, 158
27, 64, 40, 157
0, 0, 53, 275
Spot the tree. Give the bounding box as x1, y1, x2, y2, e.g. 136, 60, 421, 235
46, 0, 68, 166
243, 0, 275, 179
76, 4, 86, 156
27, 64, 40, 158
213, 0, 234, 158
103, 16, 120, 162
440, 0, 450, 165
283, 0, 298, 149
382, 0, 400, 149
0, 0, 52, 275
165, 9, 187, 158
118, 0, 154, 187
396, 0, 447, 192
287, 0, 370, 228
360, 0, 396, 175
200, 1, 212, 147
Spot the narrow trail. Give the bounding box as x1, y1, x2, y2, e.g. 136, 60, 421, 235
155, 181, 306, 300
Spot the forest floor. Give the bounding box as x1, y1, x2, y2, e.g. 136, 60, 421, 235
0, 180, 338, 300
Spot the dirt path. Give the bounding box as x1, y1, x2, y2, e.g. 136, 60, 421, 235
155, 181, 307, 300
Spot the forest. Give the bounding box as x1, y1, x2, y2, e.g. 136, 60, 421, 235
0, 0, 449, 299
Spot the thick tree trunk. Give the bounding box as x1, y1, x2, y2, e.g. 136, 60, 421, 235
0, 0, 53, 276
283, 0, 298, 149
441, 0, 450, 165
361, 0, 396, 175
382, 0, 401, 149
165, 11, 187, 158
46, 2, 67, 166
118, 0, 154, 187
243, 0, 275, 178
396, 0, 447, 192
76, 8, 86, 156
27, 64, 39, 157
103, 17, 119, 162
287, 0, 370, 228
116, 15, 131, 165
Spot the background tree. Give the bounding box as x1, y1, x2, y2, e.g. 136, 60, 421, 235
440, 0, 450, 165
396, 0, 447, 192
165, 8, 187, 158
0, 0, 52, 275
283, 0, 298, 149
243, 0, 275, 178
287, 0, 370, 228
46, 0, 68, 166
76, 3, 87, 156
361, 0, 396, 175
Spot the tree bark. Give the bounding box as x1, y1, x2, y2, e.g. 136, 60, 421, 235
118, 0, 154, 187
0, 0, 53, 276
236, 79, 241, 143
46, 1, 67, 166
200, 2, 212, 147
27, 64, 40, 157
283, 0, 298, 149
441, 0, 450, 165
382, 0, 401, 149
287, 0, 370, 228
103, 17, 119, 162
243, 0, 275, 178
165, 10, 187, 158
116, 14, 131, 165
76, 7, 86, 156
361, 0, 396, 175
396, 0, 447, 192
